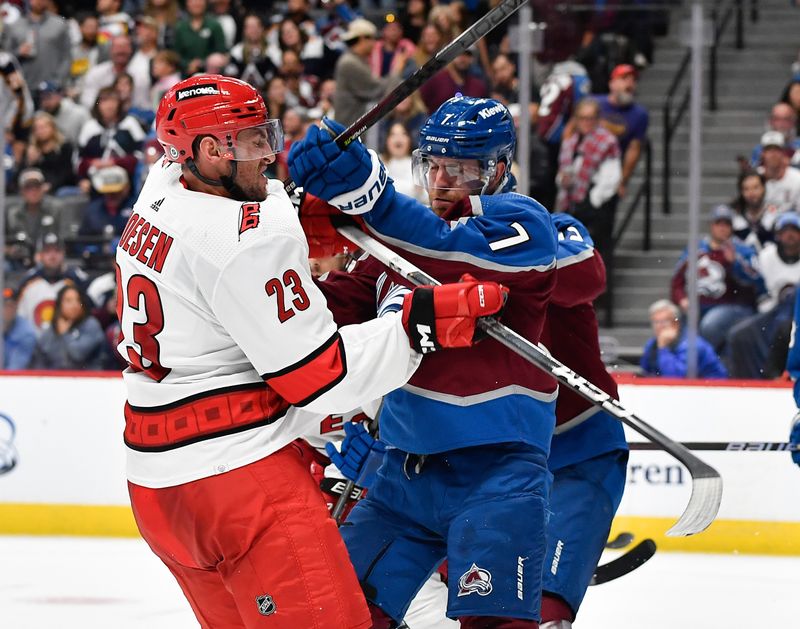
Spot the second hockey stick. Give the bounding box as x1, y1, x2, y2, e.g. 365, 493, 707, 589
284, 0, 530, 195
336, 224, 723, 537
590, 539, 657, 586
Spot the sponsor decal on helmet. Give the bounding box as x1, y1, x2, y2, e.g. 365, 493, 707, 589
457, 563, 493, 597
477, 103, 506, 119
424, 135, 450, 143
168, 146, 180, 160
176, 83, 221, 101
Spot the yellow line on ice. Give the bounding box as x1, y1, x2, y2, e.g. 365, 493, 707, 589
611, 516, 800, 555
0, 503, 139, 537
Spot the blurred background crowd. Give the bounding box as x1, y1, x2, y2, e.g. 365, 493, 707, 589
1, 0, 799, 380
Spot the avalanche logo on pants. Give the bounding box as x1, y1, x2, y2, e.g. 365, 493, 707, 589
457, 563, 493, 597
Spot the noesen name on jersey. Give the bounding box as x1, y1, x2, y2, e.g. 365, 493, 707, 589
176, 84, 221, 100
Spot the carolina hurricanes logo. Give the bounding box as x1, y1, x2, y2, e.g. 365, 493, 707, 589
239, 202, 261, 237
457, 563, 493, 597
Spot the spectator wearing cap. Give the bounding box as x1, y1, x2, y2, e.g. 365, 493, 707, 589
2, 287, 37, 370
174, 0, 226, 76
556, 97, 622, 258
731, 171, 779, 250
29, 284, 106, 371
16, 233, 88, 334
19, 111, 77, 193
128, 16, 160, 111
79, 165, 134, 240
670, 204, 766, 354
370, 14, 416, 80
7, 168, 63, 250
0, 0, 71, 88
419, 48, 488, 114
761, 130, 800, 213
727, 212, 800, 379
334, 18, 404, 127
749, 103, 800, 169
640, 299, 728, 379
596, 64, 649, 199
37, 80, 90, 146
77, 85, 145, 187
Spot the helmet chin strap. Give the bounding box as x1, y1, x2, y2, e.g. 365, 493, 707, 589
186, 158, 244, 198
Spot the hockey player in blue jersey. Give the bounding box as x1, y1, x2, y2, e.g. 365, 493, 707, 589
289, 96, 559, 628
326, 213, 629, 629
785, 289, 800, 468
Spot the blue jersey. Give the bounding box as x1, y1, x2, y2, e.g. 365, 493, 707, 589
786, 287, 800, 406
545, 213, 628, 471
362, 190, 559, 455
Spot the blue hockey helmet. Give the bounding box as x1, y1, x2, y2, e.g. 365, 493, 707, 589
412, 95, 516, 195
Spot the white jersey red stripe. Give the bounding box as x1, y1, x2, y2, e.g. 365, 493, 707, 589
116, 157, 420, 488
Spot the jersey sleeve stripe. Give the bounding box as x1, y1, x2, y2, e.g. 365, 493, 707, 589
262, 332, 348, 407
124, 384, 290, 452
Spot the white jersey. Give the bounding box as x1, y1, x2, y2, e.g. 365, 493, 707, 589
116, 157, 420, 488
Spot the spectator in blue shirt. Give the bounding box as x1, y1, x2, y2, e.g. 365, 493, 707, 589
80, 165, 135, 242
597, 64, 649, 199
2, 287, 36, 370
641, 299, 728, 379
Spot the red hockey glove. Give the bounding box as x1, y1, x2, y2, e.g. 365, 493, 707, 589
298, 192, 360, 258
401, 274, 508, 354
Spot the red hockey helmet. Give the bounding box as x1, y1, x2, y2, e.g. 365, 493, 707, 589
155, 75, 283, 164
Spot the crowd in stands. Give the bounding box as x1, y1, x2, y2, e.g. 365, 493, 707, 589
642, 55, 800, 380
0, 0, 661, 371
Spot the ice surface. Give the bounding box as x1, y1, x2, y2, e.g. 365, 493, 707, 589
0, 536, 794, 628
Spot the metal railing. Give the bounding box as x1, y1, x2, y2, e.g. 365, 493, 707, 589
662, 0, 754, 215
604, 139, 652, 327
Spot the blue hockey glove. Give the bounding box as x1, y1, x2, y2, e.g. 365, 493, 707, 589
288, 117, 393, 215
790, 412, 800, 467
325, 421, 387, 487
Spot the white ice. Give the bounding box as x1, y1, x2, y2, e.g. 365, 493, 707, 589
0, 535, 795, 628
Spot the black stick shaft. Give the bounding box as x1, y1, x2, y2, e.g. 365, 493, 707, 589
284, 0, 530, 195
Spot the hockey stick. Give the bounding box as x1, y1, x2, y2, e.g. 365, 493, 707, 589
605, 532, 635, 549
332, 478, 357, 525
590, 539, 657, 586
283, 0, 530, 196
336, 224, 722, 537
629, 441, 800, 452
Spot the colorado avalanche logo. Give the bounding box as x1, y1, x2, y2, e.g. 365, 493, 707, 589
457, 563, 493, 597
0, 412, 19, 475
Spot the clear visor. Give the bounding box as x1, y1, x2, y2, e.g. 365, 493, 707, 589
411, 151, 494, 192
216, 119, 284, 161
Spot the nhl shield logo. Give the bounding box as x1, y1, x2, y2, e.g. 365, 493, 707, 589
457, 563, 493, 597
256, 593, 276, 616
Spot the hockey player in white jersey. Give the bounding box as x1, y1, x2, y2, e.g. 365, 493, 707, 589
116, 75, 508, 629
